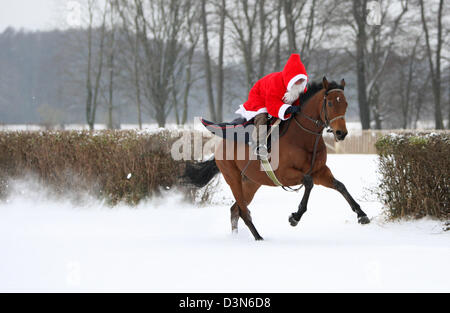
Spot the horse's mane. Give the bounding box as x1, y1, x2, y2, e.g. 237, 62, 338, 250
299, 80, 344, 104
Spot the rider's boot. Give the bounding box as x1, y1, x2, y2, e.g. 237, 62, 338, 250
251, 113, 269, 160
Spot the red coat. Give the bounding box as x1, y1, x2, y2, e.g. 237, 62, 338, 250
235, 54, 308, 120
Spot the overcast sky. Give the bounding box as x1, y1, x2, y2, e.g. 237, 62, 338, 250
0, 0, 75, 32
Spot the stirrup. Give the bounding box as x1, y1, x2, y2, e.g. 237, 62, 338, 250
254, 144, 269, 159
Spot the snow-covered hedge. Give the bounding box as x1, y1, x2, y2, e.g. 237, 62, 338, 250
0, 130, 209, 205
375, 133, 449, 220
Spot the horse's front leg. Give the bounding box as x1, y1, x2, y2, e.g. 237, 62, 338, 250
289, 175, 314, 227
315, 166, 370, 224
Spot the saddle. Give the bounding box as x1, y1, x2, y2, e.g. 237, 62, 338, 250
201, 116, 291, 149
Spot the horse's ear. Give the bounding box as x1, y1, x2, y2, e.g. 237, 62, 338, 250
341, 79, 346, 89
323, 76, 329, 90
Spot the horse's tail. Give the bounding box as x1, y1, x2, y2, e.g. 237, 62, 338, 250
182, 157, 220, 187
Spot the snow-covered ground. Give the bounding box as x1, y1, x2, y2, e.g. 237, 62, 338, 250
0, 155, 448, 292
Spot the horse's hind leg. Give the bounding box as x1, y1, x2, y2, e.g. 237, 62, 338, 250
230, 178, 261, 235
315, 166, 370, 224
239, 178, 262, 237
289, 175, 314, 227
238, 204, 263, 241
220, 162, 263, 240
230, 203, 239, 234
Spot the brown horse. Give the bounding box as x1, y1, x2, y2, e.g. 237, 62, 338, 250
184, 77, 370, 240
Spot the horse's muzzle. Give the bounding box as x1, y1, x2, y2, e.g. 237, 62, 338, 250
335, 130, 348, 141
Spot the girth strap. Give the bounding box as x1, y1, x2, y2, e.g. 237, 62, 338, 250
259, 154, 305, 192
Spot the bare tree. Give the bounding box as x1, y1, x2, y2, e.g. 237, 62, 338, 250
106, 1, 118, 129
345, 0, 408, 129
273, 2, 283, 71
398, 36, 421, 128
225, 0, 259, 91
170, 2, 203, 125
132, 0, 185, 127
115, 0, 144, 129
257, 0, 284, 77
225, 0, 281, 91
283, 0, 307, 53
352, 0, 370, 129
300, 0, 316, 58
115, 0, 203, 127
367, 0, 408, 129
419, 0, 445, 129
132, 4, 143, 130
216, 0, 226, 122
201, 0, 217, 121
86, 0, 108, 130
177, 1, 203, 125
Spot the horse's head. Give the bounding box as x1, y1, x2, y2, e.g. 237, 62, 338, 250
322, 77, 348, 141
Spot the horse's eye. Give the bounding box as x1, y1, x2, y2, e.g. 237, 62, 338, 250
337, 97, 340, 102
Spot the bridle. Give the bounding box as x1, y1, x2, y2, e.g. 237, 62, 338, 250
322, 89, 346, 129
294, 88, 346, 136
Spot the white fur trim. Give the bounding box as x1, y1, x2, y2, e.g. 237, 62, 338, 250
278, 104, 291, 120
235, 105, 268, 121
287, 74, 308, 91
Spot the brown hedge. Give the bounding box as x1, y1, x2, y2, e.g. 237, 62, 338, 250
0, 130, 208, 205
375, 133, 449, 220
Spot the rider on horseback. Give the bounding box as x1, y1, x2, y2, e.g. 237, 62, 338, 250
235, 53, 308, 158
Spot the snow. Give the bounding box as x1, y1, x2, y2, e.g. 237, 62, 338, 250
0, 155, 448, 292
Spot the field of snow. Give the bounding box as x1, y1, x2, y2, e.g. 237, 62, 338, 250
0, 154, 448, 292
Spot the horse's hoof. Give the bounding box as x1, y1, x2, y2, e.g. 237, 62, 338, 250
255, 236, 264, 241
358, 216, 370, 224
289, 214, 299, 227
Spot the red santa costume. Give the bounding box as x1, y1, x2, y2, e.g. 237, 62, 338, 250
235, 53, 308, 121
